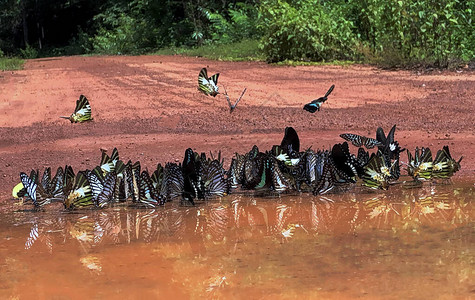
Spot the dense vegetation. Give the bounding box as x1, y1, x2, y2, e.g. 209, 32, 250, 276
0, 0, 473, 67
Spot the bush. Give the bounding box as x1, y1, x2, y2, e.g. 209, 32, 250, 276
349, 0, 474, 67
200, 3, 260, 44
20, 45, 38, 59
258, 0, 360, 63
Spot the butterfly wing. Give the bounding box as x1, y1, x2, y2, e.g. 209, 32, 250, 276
324, 84, 335, 98
362, 153, 389, 190
340, 133, 362, 147
313, 162, 336, 195
72, 95, 92, 122
64, 172, 93, 209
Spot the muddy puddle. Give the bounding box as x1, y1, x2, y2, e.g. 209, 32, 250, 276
0, 183, 473, 299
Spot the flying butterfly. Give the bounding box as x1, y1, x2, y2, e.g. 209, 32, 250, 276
340, 133, 383, 149
60, 95, 93, 123
198, 67, 219, 97
303, 84, 335, 113
223, 86, 246, 113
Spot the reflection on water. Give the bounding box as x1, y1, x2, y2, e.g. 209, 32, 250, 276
0, 184, 473, 299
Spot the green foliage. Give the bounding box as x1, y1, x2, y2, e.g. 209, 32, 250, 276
155, 39, 264, 61
349, 0, 474, 67
0, 0, 472, 67
0, 57, 24, 71
20, 45, 38, 59
258, 0, 360, 63
90, 1, 159, 55
200, 3, 260, 44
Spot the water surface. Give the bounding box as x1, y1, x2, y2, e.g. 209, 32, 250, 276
1, 184, 473, 299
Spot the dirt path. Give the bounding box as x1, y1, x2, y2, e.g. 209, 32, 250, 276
0, 55, 474, 199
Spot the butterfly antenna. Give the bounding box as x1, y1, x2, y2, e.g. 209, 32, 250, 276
324, 84, 335, 98
231, 88, 247, 113
59, 116, 70, 119
223, 86, 233, 110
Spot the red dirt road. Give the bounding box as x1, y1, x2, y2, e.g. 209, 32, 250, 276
0, 55, 474, 199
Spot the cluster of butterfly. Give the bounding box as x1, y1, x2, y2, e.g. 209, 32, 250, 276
198, 67, 335, 113
14, 147, 229, 210
13, 125, 462, 210
404, 146, 463, 187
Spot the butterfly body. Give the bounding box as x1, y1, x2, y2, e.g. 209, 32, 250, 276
60, 95, 93, 123
198, 68, 219, 97
303, 84, 335, 113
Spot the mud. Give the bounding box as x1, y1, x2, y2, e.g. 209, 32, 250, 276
0, 55, 474, 299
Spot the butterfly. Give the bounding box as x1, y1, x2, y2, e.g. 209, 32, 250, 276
303, 84, 335, 113
138, 171, 163, 207
223, 86, 246, 112
340, 133, 383, 149
330, 142, 358, 183
60, 95, 93, 123
20, 171, 51, 207
313, 161, 337, 195
99, 148, 119, 175
361, 152, 391, 190
200, 159, 229, 197
432, 146, 463, 179
198, 67, 219, 96
406, 147, 433, 180
64, 172, 94, 210
161, 162, 184, 202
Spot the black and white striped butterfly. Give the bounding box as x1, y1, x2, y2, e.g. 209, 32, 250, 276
198, 67, 219, 97
139, 171, 163, 207
340, 133, 383, 149
200, 159, 229, 197
313, 161, 337, 195
20, 172, 51, 208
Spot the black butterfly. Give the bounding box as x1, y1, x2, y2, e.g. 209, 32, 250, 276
330, 142, 358, 183
223, 86, 246, 113
340, 133, 383, 149
303, 84, 335, 113
198, 67, 219, 97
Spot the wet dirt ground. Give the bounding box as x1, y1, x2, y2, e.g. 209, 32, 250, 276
0, 55, 474, 298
